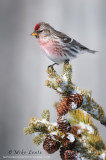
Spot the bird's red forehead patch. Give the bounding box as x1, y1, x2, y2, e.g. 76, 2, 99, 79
35, 24, 40, 30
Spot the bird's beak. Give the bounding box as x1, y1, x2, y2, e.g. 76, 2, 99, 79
31, 32, 38, 36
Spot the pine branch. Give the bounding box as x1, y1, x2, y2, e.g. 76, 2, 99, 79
46, 64, 106, 124
24, 116, 64, 137
69, 109, 105, 159
24, 117, 49, 134
45, 64, 75, 95
25, 63, 106, 160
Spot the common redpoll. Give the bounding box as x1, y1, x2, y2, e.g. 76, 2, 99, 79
31, 22, 96, 65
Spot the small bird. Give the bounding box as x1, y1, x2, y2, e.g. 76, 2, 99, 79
31, 22, 96, 66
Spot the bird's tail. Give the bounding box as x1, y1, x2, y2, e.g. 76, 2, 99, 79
87, 49, 98, 54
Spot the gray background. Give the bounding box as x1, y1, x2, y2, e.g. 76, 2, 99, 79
0, 0, 106, 160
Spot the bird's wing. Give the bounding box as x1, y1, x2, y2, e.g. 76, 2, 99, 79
69, 39, 90, 54
54, 31, 72, 43
55, 31, 96, 54
70, 39, 88, 50
70, 39, 96, 53
55, 31, 88, 49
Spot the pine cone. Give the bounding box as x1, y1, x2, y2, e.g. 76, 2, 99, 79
64, 150, 78, 160
57, 98, 69, 116
60, 147, 66, 160
57, 116, 71, 132
57, 94, 83, 116
43, 134, 60, 154
71, 126, 81, 136
62, 133, 76, 148
67, 94, 83, 110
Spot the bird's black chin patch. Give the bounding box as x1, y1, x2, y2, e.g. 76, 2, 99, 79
36, 35, 39, 38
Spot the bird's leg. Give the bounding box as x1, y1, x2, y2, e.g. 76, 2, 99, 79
48, 63, 59, 70
64, 59, 69, 65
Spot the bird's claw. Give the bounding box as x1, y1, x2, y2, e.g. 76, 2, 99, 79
48, 63, 59, 70
64, 59, 69, 65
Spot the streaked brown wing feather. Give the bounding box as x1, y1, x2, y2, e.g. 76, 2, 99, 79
70, 39, 88, 50
55, 31, 88, 49
54, 30, 96, 54
55, 31, 71, 43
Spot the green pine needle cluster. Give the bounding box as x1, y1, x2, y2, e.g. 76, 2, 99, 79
69, 109, 105, 159
41, 110, 50, 122
33, 134, 46, 145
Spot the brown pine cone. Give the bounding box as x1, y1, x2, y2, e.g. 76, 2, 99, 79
60, 147, 66, 160
43, 134, 60, 154
64, 150, 78, 160
57, 94, 83, 116
62, 133, 76, 148
67, 94, 83, 110
57, 98, 69, 116
57, 116, 71, 132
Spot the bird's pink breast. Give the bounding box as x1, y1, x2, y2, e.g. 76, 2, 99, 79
38, 39, 61, 57
37, 38, 70, 63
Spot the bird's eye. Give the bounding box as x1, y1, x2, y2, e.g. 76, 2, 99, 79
37, 30, 43, 33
